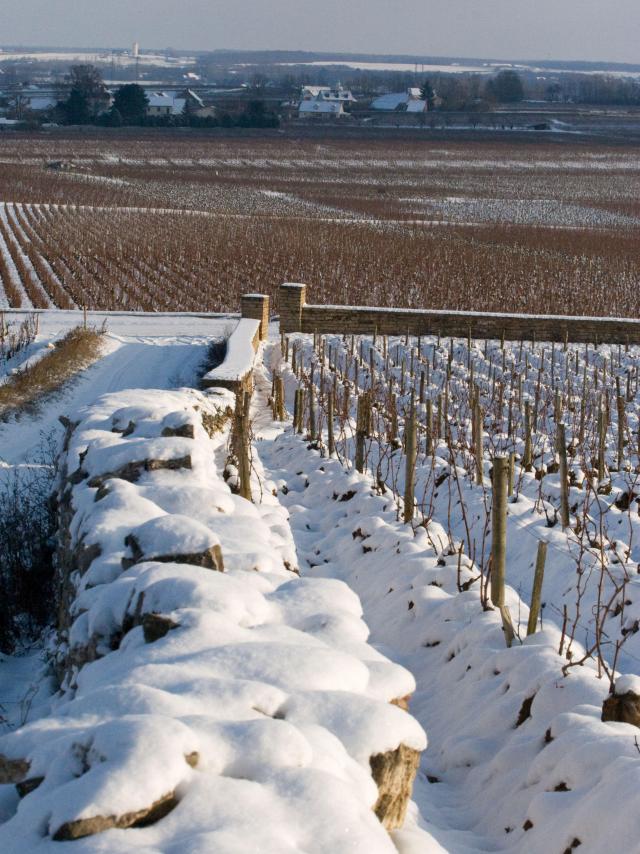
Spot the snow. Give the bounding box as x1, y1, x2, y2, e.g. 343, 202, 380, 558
3, 319, 640, 851
250, 336, 640, 853
614, 674, 640, 696
202, 317, 260, 385
0, 310, 238, 468
0, 384, 426, 851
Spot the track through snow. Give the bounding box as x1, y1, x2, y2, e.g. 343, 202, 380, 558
253, 341, 640, 854
252, 347, 492, 853
0, 327, 218, 466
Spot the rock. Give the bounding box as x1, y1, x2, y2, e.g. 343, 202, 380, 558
112, 420, 136, 437
602, 690, 640, 727
0, 755, 30, 784
201, 407, 232, 437
16, 776, 44, 797
184, 751, 199, 768
52, 790, 179, 840
161, 423, 195, 439
391, 695, 411, 712
87, 455, 192, 489
123, 534, 224, 573
142, 613, 179, 643
370, 743, 421, 831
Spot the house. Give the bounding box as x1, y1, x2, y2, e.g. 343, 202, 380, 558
298, 84, 354, 118
301, 85, 356, 103
27, 96, 57, 113
371, 88, 429, 112
146, 92, 186, 117
299, 99, 346, 118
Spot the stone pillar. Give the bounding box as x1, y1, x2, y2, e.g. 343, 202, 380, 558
279, 283, 307, 333
241, 293, 270, 341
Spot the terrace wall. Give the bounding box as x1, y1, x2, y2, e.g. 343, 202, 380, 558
201, 295, 268, 393
279, 283, 640, 344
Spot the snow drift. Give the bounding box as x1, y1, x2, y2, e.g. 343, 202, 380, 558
0, 386, 425, 851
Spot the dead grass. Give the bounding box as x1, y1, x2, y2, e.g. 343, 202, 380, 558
0, 327, 104, 420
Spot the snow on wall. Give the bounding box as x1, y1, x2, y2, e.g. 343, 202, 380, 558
202, 317, 261, 388
0, 387, 425, 851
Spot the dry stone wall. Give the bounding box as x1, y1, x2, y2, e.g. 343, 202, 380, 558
0, 385, 425, 849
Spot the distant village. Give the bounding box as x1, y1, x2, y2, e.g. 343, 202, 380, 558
0, 75, 445, 130
1, 45, 639, 130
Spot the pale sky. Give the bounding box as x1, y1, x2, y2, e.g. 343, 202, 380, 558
3, 0, 640, 64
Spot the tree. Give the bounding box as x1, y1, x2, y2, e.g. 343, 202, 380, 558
487, 70, 525, 104
420, 79, 437, 110
113, 84, 149, 124
63, 88, 90, 124
68, 65, 109, 115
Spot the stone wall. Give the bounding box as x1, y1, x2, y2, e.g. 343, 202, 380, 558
278, 283, 640, 344
201, 295, 270, 394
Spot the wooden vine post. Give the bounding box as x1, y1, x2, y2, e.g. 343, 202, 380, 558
238, 390, 252, 502
491, 456, 514, 646
403, 400, 417, 525
327, 387, 336, 456
523, 400, 533, 471
474, 402, 483, 485
491, 456, 508, 609
597, 407, 606, 481
557, 422, 570, 529
355, 394, 367, 474
527, 541, 548, 636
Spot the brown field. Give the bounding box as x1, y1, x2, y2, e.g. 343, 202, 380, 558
1, 133, 640, 316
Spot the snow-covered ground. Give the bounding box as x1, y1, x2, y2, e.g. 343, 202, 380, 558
0, 310, 236, 466
2, 320, 640, 851
252, 338, 640, 853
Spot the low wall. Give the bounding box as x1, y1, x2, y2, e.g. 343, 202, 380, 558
201, 294, 270, 394
201, 318, 261, 393
279, 283, 640, 344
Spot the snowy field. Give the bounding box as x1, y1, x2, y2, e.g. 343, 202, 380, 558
2, 137, 640, 317
0, 309, 235, 464
1, 319, 640, 850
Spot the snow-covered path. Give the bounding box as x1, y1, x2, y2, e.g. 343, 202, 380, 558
0, 315, 233, 466
252, 347, 494, 853
252, 340, 640, 854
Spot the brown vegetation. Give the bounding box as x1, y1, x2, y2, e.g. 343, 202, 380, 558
0, 326, 104, 419
1, 136, 640, 317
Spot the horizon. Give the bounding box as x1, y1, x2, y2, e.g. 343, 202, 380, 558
1, 44, 640, 71
4, 0, 640, 66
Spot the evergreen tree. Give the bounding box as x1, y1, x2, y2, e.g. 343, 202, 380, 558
420, 79, 437, 110
64, 88, 90, 124
113, 84, 149, 124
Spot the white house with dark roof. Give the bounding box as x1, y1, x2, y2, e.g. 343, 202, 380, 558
301, 85, 356, 103
146, 92, 186, 117
299, 99, 346, 118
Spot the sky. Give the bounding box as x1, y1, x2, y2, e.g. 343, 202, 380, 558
3, 0, 640, 64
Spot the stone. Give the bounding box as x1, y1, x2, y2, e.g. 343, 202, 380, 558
0, 755, 30, 784
52, 790, 179, 840
87, 455, 192, 489
370, 743, 421, 831
123, 534, 224, 573
602, 690, 640, 727
142, 613, 179, 644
